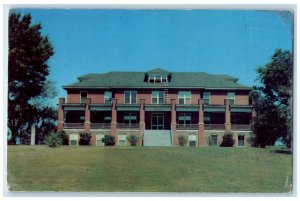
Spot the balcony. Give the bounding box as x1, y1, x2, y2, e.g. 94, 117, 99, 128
176, 124, 198, 130
205, 124, 225, 130
64, 123, 84, 129
232, 124, 251, 131
117, 123, 140, 129
91, 123, 111, 130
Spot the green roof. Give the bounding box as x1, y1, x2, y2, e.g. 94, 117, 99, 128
63, 68, 251, 90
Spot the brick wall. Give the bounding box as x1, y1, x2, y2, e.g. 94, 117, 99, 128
66, 89, 250, 106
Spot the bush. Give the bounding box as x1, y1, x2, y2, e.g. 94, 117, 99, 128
178, 135, 187, 146
44, 132, 62, 148
58, 130, 69, 145
247, 133, 255, 147
79, 132, 92, 145
102, 134, 115, 146
127, 134, 138, 146
220, 133, 235, 147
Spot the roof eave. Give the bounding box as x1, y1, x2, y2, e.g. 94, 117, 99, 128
63, 86, 252, 90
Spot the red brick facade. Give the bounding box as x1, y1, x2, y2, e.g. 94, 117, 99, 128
58, 72, 254, 147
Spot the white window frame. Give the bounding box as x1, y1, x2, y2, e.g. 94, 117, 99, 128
80, 91, 88, 103
148, 75, 155, 83
123, 113, 137, 125
103, 113, 112, 123
238, 134, 245, 147
203, 92, 211, 105
178, 113, 191, 126
227, 92, 235, 105
148, 75, 168, 83
188, 134, 197, 147
104, 91, 112, 104
96, 134, 105, 146
210, 134, 218, 146
124, 91, 137, 104
151, 91, 164, 104
178, 91, 191, 105
204, 114, 210, 124
118, 134, 127, 146
161, 75, 168, 83
69, 133, 79, 146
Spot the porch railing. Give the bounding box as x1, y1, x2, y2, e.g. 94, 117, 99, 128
91, 123, 111, 129
64, 123, 84, 129
117, 123, 140, 129
232, 124, 251, 131
205, 124, 225, 130
176, 124, 198, 130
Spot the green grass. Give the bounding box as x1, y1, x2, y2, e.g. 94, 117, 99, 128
7, 146, 292, 192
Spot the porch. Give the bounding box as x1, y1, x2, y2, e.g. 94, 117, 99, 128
58, 98, 254, 133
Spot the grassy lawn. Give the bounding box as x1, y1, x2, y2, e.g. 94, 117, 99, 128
7, 146, 292, 192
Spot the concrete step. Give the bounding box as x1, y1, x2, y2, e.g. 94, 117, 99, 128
144, 130, 172, 146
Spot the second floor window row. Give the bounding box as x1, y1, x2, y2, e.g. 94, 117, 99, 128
79, 91, 236, 105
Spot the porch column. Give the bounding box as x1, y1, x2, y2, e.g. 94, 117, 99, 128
171, 99, 177, 132
111, 98, 117, 138
139, 99, 145, 146
57, 98, 65, 132
198, 99, 206, 147
84, 98, 91, 132
224, 98, 231, 133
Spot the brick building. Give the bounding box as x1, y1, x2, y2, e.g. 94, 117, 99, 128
57, 68, 256, 147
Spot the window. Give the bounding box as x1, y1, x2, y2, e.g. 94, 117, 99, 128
104, 91, 112, 104
178, 113, 191, 125
178, 91, 191, 104
152, 91, 164, 104
203, 92, 211, 105
204, 114, 210, 124
238, 134, 245, 146
96, 134, 104, 146
80, 91, 87, 103
188, 134, 197, 147
161, 75, 168, 83
103, 112, 111, 123
124, 91, 137, 104
227, 92, 235, 106
148, 75, 168, 83
118, 134, 126, 146
148, 75, 155, 83
210, 134, 218, 146
124, 113, 137, 125
70, 133, 78, 146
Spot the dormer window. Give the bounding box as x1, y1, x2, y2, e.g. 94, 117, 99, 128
147, 75, 168, 83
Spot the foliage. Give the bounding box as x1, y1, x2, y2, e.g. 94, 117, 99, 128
247, 132, 255, 147
58, 130, 69, 145
79, 132, 92, 145
252, 49, 292, 148
44, 132, 62, 148
8, 12, 55, 144
220, 133, 235, 147
178, 135, 187, 146
102, 134, 115, 146
127, 134, 138, 146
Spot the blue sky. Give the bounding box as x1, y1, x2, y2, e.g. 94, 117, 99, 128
15, 9, 293, 104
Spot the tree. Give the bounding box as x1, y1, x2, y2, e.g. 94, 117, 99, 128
252, 49, 293, 148
8, 12, 55, 144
